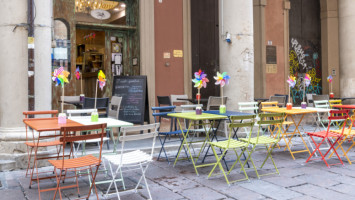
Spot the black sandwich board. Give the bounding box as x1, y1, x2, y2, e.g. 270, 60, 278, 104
112, 76, 149, 124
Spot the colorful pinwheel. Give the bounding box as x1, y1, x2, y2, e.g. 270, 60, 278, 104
214, 72, 230, 87
98, 70, 106, 90
52, 66, 70, 87
327, 75, 333, 83
287, 75, 296, 88
75, 67, 80, 80
192, 69, 209, 89
304, 73, 311, 87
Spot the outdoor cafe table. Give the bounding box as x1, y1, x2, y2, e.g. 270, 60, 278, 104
167, 112, 227, 176
261, 107, 316, 160
70, 117, 133, 152
22, 118, 84, 192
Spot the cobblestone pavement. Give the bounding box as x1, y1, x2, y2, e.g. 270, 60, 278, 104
2, 141, 355, 200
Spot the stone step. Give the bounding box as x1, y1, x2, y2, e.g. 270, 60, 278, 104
0, 160, 16, 171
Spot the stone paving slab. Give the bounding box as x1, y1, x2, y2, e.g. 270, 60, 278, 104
3, 135, 355, 199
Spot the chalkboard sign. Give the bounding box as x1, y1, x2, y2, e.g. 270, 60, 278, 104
112, 76, 149, 124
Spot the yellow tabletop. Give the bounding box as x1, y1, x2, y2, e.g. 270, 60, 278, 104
261, 107, 316, 115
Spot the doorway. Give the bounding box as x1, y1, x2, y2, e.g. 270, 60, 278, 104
191, 0, 220, 99
289, 0, 321, 105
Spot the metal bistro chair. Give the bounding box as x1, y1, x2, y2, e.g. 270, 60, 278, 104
83, 97, 109, 118
240, 113, 284, 179
108, 96, 122, 119
208, 115, 256, 185
170, 94, 190, 112
314, 100, 345, 130
152, 106, 188, 164
48, 123, 106, 200
306, 110, 349, 168
67, 109, 111, 156
103, 123, 159, 200
269, 96, 287, 108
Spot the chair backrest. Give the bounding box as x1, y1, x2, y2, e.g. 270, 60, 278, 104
83, 97, 109, 117
269, 96, 286, 107
274, 94, 288, 105
23, 110, 59, 141
60, 96, 80, 102
228, 115, 256, 144
181, 104, 203, 113
151, 106, 176, 126
326, 110, 349, 136
60, 123, 106, 165
170, 94, 189, 112
118, 123, 159, 163
157, 96, 171, 106
261, 101, 278, 109
67, 109, 96, 118
108, 96, 122, 119
238, 102, 258, 113
256, 113, 284, 141
312, 94, 329, 102
206, 96, 228, 110
313, 100, 330, 109
306, 93, 315, 107
329, 99, 342, 108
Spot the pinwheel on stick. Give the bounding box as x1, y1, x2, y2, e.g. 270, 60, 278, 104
52, 66, 70, 123
214, 72, 230, 113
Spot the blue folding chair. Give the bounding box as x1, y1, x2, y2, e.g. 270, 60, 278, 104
152, 106, 189, 164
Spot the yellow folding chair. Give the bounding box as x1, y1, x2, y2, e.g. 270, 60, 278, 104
208, 115, 256, 185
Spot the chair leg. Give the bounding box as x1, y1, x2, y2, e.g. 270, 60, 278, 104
157, 135, 169, 163
106, 162, 122, 200
134, 163, 152, 200
241, 146, 259, 179
87, 166, 100, 200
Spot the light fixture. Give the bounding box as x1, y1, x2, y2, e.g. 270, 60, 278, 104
75, 0, 118, 13
113, 7, 119, 11
120, 3, 126, 8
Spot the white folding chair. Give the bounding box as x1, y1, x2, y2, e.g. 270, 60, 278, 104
67, 109, 110, 156
238, 102, 259, 136
170, 94, 190, 112
103, 123, 159, 200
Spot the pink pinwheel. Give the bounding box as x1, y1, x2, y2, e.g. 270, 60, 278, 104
214, 72, 230, 87
304, 73, 311, 87
75, 67, 80, 80
287, 76, 297, 88
327, 75, 333, 83
192, 69, 209, 89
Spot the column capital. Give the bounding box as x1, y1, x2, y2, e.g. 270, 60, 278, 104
253, 0, 267, 7
284, 0, 291, 10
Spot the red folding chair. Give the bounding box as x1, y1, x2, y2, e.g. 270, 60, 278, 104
305, 109, 349, 168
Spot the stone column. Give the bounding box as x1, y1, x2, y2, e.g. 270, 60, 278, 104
34, 0, 52, 111
253, 0, 267, 99
219, 0, 254, 109
0, 0, 28, 139
338, 0, 355, 98
140, 0, 155, 122
320, 0, 339, 96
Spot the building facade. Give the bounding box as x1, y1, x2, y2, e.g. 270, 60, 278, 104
0, 0, 354, 169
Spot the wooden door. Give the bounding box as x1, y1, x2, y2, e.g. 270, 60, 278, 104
289, 0, 322, 105
191, 0, 219, 99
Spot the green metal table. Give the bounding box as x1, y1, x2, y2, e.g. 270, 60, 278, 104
167, 112, 227, 176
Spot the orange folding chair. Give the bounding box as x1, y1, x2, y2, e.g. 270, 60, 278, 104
23, 110, 60, 177
305, 109, 349, 168
48, 123, 107, 200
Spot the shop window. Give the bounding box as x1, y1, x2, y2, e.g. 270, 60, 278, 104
52, 19, 71, 78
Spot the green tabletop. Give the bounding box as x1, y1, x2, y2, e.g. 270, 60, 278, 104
167, 112, 227, 120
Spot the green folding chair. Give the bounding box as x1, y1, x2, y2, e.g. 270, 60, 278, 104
240, 113, 284, 179
208, 115, 256, 185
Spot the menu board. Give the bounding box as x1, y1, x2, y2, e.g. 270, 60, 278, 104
112, 76, 149, 124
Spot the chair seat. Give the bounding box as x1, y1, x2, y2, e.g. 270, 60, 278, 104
25, 140, 62, 147
209, 139, 248, 149
159, 130, 187, 135
240, 136, 278, 144
49, 154, 100, 169
73, 137, 109, 144
103, 150, 152, 166
307, 130, 340, 138
332, 129, 355, 136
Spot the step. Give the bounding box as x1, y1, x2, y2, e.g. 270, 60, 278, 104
0, 160, 16, 171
